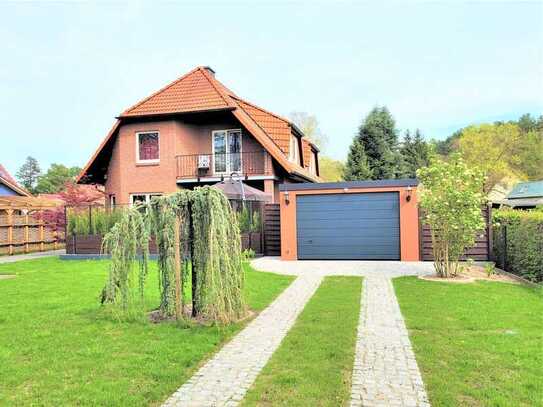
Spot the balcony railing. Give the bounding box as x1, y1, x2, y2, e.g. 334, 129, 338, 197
176, 151, 273, 179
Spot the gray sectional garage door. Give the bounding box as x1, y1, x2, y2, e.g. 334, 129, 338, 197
296, 192, 400, 260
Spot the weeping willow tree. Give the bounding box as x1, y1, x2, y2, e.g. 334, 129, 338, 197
100, 206, 149, 313
101, 187, 245, 324
147, 191, 192, 318
191, 187, 246, 323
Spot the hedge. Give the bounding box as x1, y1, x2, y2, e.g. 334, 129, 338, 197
493, 208, 543, 282
66, 207, 125, 236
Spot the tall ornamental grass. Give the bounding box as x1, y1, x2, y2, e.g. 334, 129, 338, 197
67, 207, 125, 236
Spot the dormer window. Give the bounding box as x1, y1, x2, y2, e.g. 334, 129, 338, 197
309, 152, 317, 174
289, 135, 299, 164
136, 131, 159, 163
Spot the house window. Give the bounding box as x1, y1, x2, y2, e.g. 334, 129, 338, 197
212, 129, 242, 174
309, 152, 317, 174
109, 194, 116, 207
289, 135, 299, 164
136, 132, 159, 163
130, 193, 162, 206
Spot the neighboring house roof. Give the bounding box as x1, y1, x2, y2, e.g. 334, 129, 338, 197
487, 183, 510, 203
0, 164, 31, 196
499, 197, 543, 207
78, 66, 319, 184
496, 180, 543, 208
506, 180, 543, 199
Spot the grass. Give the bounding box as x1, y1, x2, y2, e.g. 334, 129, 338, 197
0, 258, 294, 406
394, 277, 543, 407
242, 276, 362, 406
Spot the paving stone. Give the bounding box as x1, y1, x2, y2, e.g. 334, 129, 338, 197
350, 277, 430, 407
162, 274, 322, 407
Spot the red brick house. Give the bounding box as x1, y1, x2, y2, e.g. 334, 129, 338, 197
77, 66, 320, 205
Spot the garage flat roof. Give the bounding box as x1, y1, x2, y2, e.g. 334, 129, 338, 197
279, 179, 419, 191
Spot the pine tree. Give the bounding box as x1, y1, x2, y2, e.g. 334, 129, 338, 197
400, 129, 431, 178
16, 156, 41, 193
344, 139, 372, 180
344, 107, 401, 180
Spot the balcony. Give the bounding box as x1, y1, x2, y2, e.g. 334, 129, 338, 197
176, 151, 273, 180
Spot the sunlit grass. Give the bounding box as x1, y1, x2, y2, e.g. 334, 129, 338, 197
394, 277, 543, 407
0, 258, 293, 406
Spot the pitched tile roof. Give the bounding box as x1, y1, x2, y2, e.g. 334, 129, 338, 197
120, 67, 234, 117
79, 66, 320, 183
231, 96, 292, 155
0, 164, 30, 196
119, 66, 317, 159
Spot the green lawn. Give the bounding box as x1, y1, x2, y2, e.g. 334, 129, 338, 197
394, 277, 543, 407
0, 258, 293, 406
243, 276, 362, 407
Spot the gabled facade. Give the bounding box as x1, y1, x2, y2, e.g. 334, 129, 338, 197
78, 66, 320, 204
0, 164, 30, 197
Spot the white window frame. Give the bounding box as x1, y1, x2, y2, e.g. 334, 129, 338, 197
212, 129, 243, 175
135, 131, 160, 164
309, 152, 317, 174
129, 193, 162, 206
289, 135, 299, 164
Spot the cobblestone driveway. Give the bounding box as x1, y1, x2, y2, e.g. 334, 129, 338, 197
163, 258, 432, 407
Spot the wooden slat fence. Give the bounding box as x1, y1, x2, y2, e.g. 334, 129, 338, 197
0, 211, 64, 256
419, 205, 492, 261
264, 203, 280, 256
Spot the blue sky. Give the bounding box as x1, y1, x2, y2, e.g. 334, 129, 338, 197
1, 1, 542, 176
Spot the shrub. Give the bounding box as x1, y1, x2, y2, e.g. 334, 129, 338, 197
67, 207, 125, 236
241, 248, 256, 261
493, 208, 543, 282
417, 156, 486, 277
238, 205, 261, 233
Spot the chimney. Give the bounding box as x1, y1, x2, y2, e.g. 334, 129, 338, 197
203, 66, 215, 76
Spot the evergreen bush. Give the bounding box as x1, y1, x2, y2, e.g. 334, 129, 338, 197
493, 208, 543, 282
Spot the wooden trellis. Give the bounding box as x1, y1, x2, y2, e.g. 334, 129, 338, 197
0, 196, 64, 256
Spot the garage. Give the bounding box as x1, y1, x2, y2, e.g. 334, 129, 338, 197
296, 192, 400, 260
279, 180, 420, 261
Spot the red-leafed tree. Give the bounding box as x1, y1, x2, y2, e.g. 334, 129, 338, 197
57, 182, 105, 207
34, 182, 105, 232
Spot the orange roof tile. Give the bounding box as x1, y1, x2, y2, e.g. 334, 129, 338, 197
120, 67, 233, 117
231, 96, 292, 155
80, 66, 321, 183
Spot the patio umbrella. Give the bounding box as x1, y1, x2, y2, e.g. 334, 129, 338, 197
211, 178, 272, 202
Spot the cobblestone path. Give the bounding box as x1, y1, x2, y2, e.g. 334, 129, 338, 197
162, 274, 322, 407
350, 277, 430, 407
